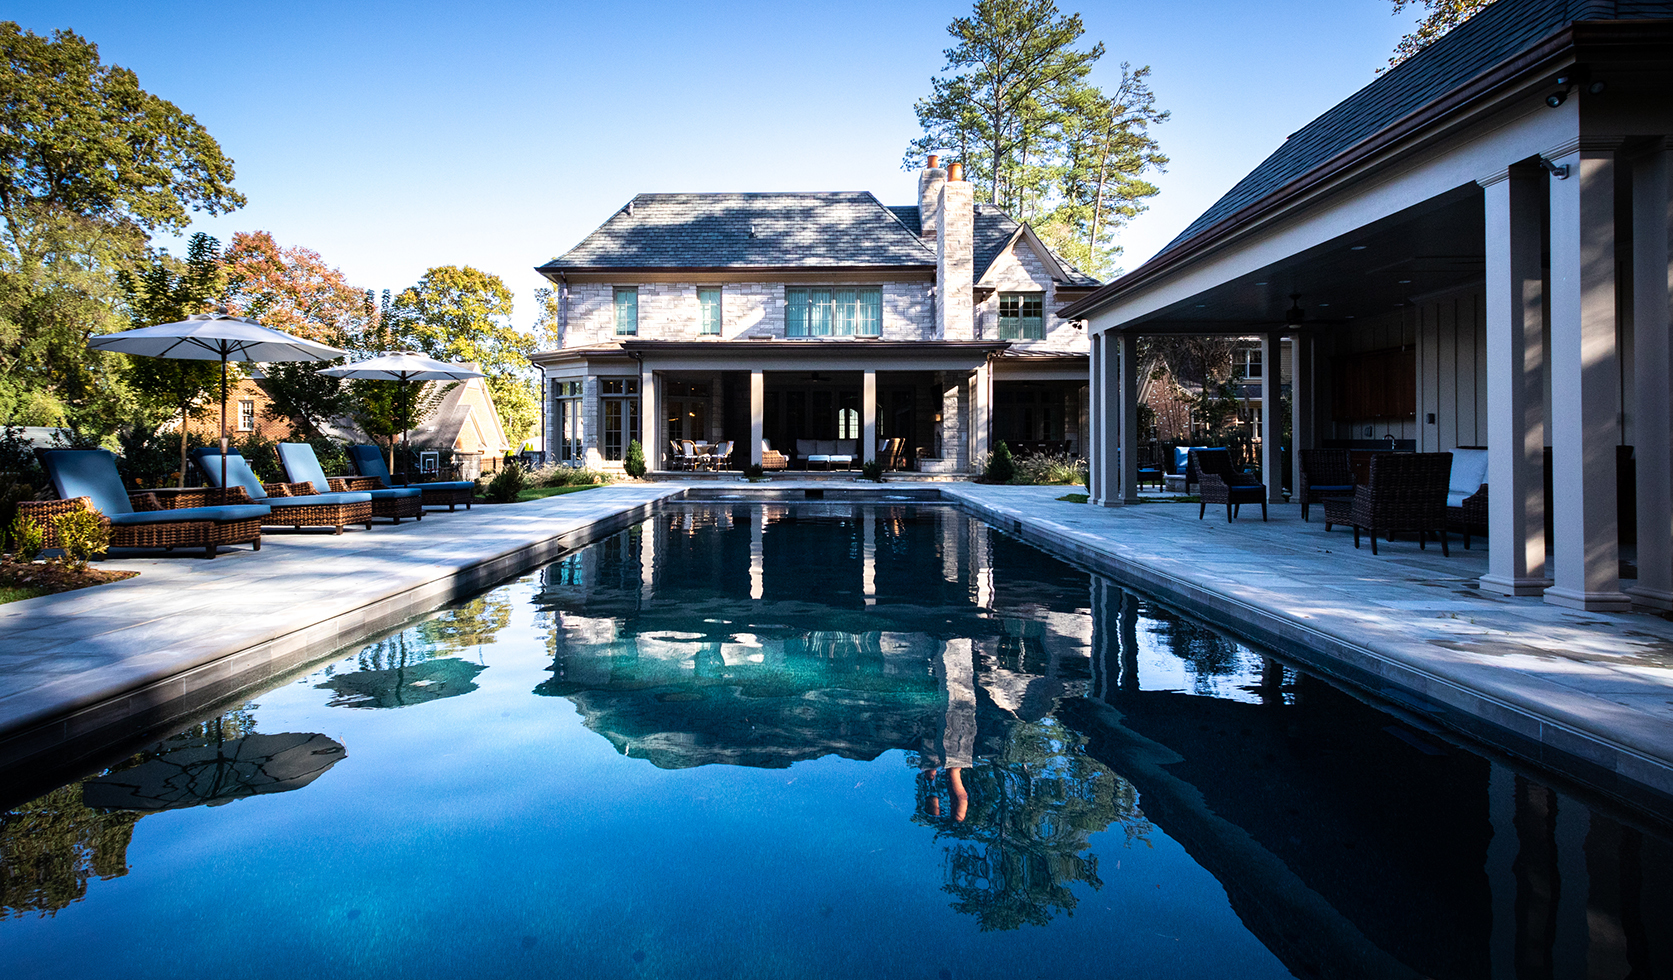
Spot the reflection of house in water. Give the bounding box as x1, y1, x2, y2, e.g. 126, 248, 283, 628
1068, 578, 1673, 980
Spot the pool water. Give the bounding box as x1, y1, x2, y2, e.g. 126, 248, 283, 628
2, 503, 1669, 979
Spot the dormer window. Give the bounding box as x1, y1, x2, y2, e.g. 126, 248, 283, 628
998, 293, 1044, 340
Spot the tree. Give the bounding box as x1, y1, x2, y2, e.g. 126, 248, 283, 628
1386, 0, 1498, 68
388, 266, 537, 446
114, 233, 231, 486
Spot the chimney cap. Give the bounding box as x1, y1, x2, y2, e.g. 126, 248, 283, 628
927, 154, 939, 169
947, 161, 964, 182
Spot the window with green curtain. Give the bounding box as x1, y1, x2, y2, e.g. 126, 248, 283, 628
698, 287, 721, 335
614, 287, 638, 336
998, 292, 1045, 340
786, 287, 882, 338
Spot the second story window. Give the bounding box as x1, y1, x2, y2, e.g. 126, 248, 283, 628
786, 287, 881, 338
998, 293, 1044, 340
698, 287, 721, 336
237, 399, 256, 431
614, 287, 638, 336
1233, 346, 1263, 380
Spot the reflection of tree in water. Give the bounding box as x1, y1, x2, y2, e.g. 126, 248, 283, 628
914, 718, 1150, 931
0, 784, 140, 919
1150, 615, 1250, 692
418, 594, 513, 655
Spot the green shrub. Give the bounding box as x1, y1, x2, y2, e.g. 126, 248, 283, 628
624, 440, 646, 478
533, 464, 614, 488
52, 509, 109, 571
483, 463, 526, 503
984, 441, 1016, 484
861, 459, 884, 482
1012, 451, 1086, 486
8, 512, 44, 562
743, 463, 765, 480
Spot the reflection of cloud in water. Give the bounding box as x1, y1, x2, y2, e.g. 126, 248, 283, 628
317, 657, 486, 709
81, 733, 346, 811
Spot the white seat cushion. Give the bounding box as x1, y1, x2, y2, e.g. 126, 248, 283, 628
1449, 449, 1489, 496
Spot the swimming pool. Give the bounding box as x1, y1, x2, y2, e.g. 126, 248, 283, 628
2, 502, 1669, 978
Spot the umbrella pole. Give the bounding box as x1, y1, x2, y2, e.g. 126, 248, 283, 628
219, 355, 229, 499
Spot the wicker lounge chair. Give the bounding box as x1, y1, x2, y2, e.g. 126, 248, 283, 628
197, 453, 374, 533
24, 449, 269, 559
346, 444, 475, 511
1298, 449, 1356, 522
760, 440, 789, 471
278, 443, 423, 524
1326, 452, 1452, 556
1191, 448, 1267, 521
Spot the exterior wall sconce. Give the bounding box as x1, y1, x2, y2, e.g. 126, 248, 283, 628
1539, 157, 1570, 179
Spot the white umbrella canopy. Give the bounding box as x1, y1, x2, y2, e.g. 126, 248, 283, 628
320, 353, 485, 477
88, 313, 348, 490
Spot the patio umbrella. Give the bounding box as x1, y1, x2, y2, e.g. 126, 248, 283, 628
87, 313, 345, 489
320, 352, 484, 479
80, 731, 346, 811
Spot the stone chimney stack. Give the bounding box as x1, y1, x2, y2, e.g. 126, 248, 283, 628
918, 154, 946, 243
935, 162, 974, 340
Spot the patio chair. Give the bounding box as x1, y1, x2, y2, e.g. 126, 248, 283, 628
1137, 446, 1163, 491
1191, 448, 1267, 522
710, 440, 735, 470
1176, 446, 1214, 493
1444, 448, 1490, 549
346, 444, 475, 511
197, 453, 375, 534
1327, 452, 1452, 556
760, 440, 789, 471
24, 449, 269, 559
682, 440, 707, 470
1298, 449, 1356, 522
669, 440, 688, 471
277, 443, 423, 524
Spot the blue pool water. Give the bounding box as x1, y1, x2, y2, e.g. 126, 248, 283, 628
2, 503, 1669, 979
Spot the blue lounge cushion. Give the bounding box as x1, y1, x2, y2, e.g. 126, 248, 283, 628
39, 450, 134, 516
416, 481, 479, 492
1309, 484, 1355, 492
348, 443, 473, 492
277, 443, 333, 494
109, 504, 272, 526
196, 454, 270, 500
270, 491, 374, 507
366, 487, 423, 500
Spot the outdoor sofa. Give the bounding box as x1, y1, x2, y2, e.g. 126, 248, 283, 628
277, 443, 423, 524
25, 449, 269, 559
196, 453, 374, 534
347, 444, 475, 511
795, 438, 858, 470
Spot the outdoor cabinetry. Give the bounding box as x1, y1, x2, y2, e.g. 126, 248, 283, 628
1332, 346, 1416, 420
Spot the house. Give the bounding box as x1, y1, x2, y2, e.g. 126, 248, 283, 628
529, 158, 1100, 473
1064, 0, 1673, 612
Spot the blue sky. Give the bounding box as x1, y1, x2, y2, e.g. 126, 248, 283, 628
17, 1, 1417, 326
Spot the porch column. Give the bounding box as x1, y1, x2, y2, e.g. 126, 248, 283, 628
970, 361, 991, 461
1116, 331, 1139, 503
749, 370, 765, 468
639, 363, 658, 470
1089, 333, 1105, 503
862, 369, 877, 464
1480, 164, 1551, 596
1546, 140, 1628, 611
1289, 332, 1314, 497
1628, 140, 1673, 609
1261, 330, 1284, 503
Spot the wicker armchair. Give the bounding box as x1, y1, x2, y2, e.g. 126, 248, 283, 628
1329, 452, 1452, 556
1298, 449, 1356, 522
1191, 448, 1267, 522
1448, 483, 1489, 549
760, 440, 789, 471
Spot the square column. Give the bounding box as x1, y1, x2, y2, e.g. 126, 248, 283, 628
1088, 334, 1104, 503
1115, 331, 1139, 503
1479, 164, 1552, 596
862, 370, 877, 464
749, 370, 765, 468
639, 363, 658, 469
969, 362, 990, 461
1628, 141, 1673, 609
1261, 330, 1284, 503
1546, 142, 1628, 611
1289, 332, 1314, 496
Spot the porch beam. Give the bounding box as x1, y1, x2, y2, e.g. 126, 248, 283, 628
1262, 330, 1284, 503
749, 370, 764, 468
863, 370, 877, 464
1479, 164, 1551, 596
1545, 141, 1628, 612
1628, 140, 1673, 610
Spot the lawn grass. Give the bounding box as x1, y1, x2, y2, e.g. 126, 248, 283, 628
0, 584, 51, 605
1056, 493, 1089, 504
514, 484, 604, 502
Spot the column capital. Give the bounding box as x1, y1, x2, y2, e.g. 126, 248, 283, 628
1543, 136, 1625, 160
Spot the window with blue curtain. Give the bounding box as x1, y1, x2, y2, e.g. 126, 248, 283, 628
614, 287, 638, 336
998, 293, 1045, 340
786, 287, 882, 337
698, 287, 721, 336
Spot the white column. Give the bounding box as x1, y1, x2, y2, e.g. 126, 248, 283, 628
1546, 141, 1628, 611
862, 369, 877, 464
1289, 332, 1314, 498
1116, 331, 1139, 503
1262, 330, 1284, 503
639, 363, 658, 470
1089, 334, 1104, 503
1629, 141, 1673, 609
749, 370, 765, 468
1480, 165, 1552, 596
970, 362, 990, 460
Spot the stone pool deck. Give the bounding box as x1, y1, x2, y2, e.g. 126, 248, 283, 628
3, 479, 1671, 815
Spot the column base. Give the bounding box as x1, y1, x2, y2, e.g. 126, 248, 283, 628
1624, 585, 1673, 611
1476, 573, 1553, 597
1095, 497, 1129, 508
1542, 586, 1632, 612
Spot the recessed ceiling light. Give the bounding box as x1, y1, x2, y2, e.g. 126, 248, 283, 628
1350, 246, 1367, 251
1398, 279, 1412, 284
1345, 315, 1356, 319
1253, 281, 1267, 286
1318, 303, 1330, 307
1195, 304, 1206, 308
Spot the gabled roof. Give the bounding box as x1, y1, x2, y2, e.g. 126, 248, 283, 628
885, 204, 1101, 286
539, 192, 935, 272
1160, 0, 1673, 255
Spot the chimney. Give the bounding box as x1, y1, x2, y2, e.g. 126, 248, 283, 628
917, 154, 946, 242
935, 162, 973, 340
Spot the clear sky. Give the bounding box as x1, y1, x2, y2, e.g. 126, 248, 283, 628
16, 1, 1418, 327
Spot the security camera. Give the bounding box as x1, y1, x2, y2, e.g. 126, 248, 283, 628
1546, 90, 1567, 108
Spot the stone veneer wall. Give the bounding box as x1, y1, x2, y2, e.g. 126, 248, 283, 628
974, 241, 1087, 353
560, 280, 934, 346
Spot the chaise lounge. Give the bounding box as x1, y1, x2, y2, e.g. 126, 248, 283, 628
277, 443, 423, 524
24, 449, 269, 559
197, 453, 375, 534
347, 444, 476, 511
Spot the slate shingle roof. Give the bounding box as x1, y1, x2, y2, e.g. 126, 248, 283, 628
539, 192, 934, 271
881, 204, 1100, 286
1160, 0, 1673, 255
